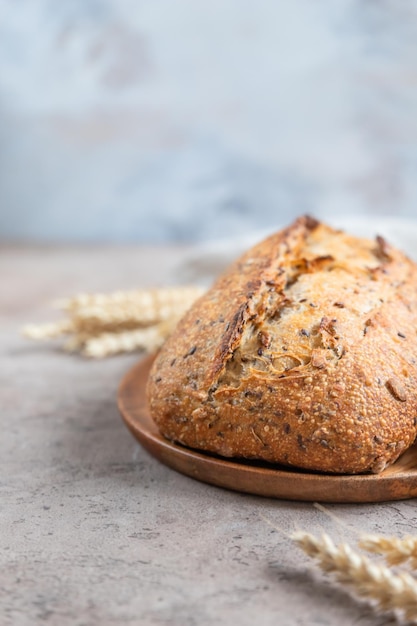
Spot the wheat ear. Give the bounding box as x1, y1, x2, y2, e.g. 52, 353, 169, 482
82, 323, 173, 358
22, 320, 74, 339
360, 535, 417, 569
292, 531, 417, 621
57, 287, 204, 319
22, 286, 204, 357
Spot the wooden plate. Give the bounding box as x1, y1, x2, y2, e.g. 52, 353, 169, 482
118, 355, 417, 503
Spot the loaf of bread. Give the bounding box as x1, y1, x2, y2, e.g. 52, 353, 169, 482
147, 216, 417, 474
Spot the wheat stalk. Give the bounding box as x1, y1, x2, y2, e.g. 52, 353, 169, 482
82, 323, 173, 358
360, 535, 417, 569
22, 285, 204, 357
57, 287, 203, 317
314, 503, 417, 570
292, 531, 417, 621
22, 320, 74, 339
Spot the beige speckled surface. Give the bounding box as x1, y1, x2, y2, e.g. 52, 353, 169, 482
1, 244, 416, 626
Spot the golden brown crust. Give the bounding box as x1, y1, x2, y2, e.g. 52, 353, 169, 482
146, 216, 417, 474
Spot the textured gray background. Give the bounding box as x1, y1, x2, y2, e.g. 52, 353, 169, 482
1, 0, 417, 242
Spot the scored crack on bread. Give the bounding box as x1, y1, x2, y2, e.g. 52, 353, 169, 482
146, 215, 417, 474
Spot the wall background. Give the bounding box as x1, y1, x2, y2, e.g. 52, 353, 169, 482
1, 0, 417, 242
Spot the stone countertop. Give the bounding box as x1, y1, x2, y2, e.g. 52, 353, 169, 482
2, 244, 416, 626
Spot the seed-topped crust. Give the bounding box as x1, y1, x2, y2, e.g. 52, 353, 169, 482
147, 216, 417, 474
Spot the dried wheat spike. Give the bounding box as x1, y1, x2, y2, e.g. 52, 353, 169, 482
58, 286, 204, 320
22, 286, 204, 357
22, 320, 74, 339
83, 322, 174, 358
292, 531, 417, 621
360, 535, 417, 569
56, 286, 204, 337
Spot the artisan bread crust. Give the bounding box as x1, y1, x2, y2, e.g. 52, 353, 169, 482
147, 216, 417, 474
